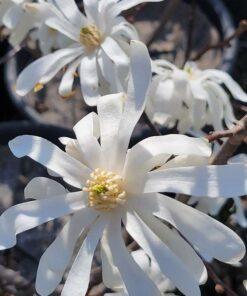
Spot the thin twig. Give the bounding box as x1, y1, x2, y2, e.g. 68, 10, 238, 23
209, 115, 247, 165
142, 112, 162, 136
192, 19, 247, 61
182, 0, 197, 67
204, 262, 238, 296
146, 0, 180, 47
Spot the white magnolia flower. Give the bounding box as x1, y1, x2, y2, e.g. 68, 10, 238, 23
1, 42, 247, 296
0, 0, 37, 47
106, 250, 176, 296
0, 0, 71, 55
146, 60, 247, 133
190, 154, 247, 229
16, 0, 163, 103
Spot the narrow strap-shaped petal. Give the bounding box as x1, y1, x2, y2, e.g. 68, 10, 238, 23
9, 135, 91, 188
73, 113, 102, 169
133, 205, 207, 284
144, 164, 247, 198
24, 177, 67, 200
25, 2, 79, 41
101, 36, 129, 84
2, 5, 23, 29
101, 231, 123, 290
53, 0, 86, 26
79, 54, 100, 106
97, 93, 124, 171
97, 48, 123, 93
203, 69, 247, 102
61, 214, 108, 296
124, 135, 211, 192
203, 80, 236, 128
16, 47, 82, 96
123, 209, 201, 296
107, 213, 162, 296
117, 41, 152, 170
59, 56, 82, 98
140, 193, 246, 263
36, 208, 98, 296
0, 191, 87, 250
83, 0, 99, 24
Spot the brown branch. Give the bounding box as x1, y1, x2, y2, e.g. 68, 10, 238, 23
209, 115, 247, 165
204, 262, 238, 296
192, 19, 247, 61
146, 0, 180, 47
182, 0, 197, 67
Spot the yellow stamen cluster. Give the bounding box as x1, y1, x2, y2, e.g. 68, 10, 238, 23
79, 25, 102, 51
83, 168, 126, 211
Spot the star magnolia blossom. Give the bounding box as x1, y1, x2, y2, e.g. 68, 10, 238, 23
146, 60, 247, 133
107, 250, 175, 296
189, 154, 247, 229
0, 0, 70, 54
16, 0, 163, 104
1, 42, 247, 296
0, 0, 37, 46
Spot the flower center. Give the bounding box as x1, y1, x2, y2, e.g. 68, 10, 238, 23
83, 168, 126, 211
79, 25, 102, 51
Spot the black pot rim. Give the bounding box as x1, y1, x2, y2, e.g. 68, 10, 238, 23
0, 121, 74, 146
4, 0, 239, 125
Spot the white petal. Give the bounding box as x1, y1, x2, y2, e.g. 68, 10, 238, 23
97, 93, 124, 172
24, 177, 67, 200
2, 5, 23, 29
8, 14, 35, 47
73, 113, 102, 169
53, 0, 86, 26
141, 193, 246, 263
101, 231, 123, 290
0, 191, 87, 250
133, 204, 207, 284
107, 213, 162, 296
109, 0, 164, 18
202, 82, 225, 130
144, 164, 247, 198
61, 215, 108, 296
59, 57, 81, 98
25, 2, 79, 41
16, 47, 83, 96
203, 80, 236, 128
158, 154, 209, 170
36, 208, 98, 296
233, 197, 247, 228
101, 36, 129, 83
83, 0, 99, 24
123, 209, 201, 296
117, 41, 152, 168
124, 135, 211, 192
203, 69, 247, 103
79, 54, 100, 106
9, 136, 91, 189
97, 48, 123, 93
